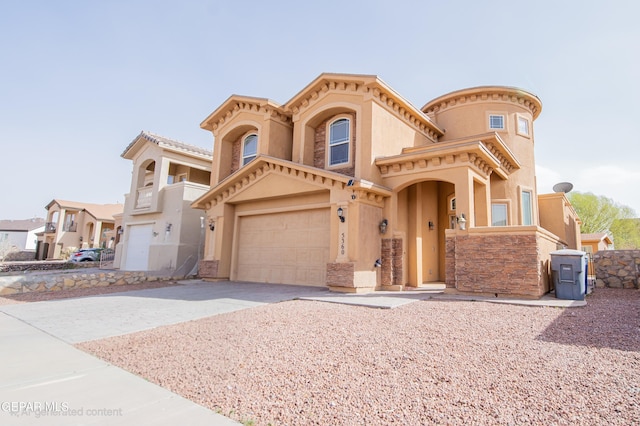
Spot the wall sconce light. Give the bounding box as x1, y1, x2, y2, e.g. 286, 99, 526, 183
379, 219, 388, 234
428, 221, 435, 231
337, 207, 345, 223
90, 237, 94, 242
152, 231, 159, 237
165, 223, 172, 233
374, 259, 382, 268
117, 228, 124, 235
457, 213, 467, 231
208, 219, 215, 231
79, 236, 83, 242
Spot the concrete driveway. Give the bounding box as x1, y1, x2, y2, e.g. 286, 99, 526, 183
0, 280, 331, 344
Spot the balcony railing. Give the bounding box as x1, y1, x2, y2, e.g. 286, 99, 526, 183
45, 222, 57, 233
136, 186, 153, 209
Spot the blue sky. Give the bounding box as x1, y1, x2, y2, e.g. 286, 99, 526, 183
1, 0, 639, 219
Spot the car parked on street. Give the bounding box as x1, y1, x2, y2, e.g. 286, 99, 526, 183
69, 248, 112, 262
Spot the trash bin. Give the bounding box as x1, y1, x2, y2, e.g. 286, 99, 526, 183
550, 249, 588, 300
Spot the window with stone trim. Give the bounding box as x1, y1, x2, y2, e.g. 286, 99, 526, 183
242, 134, 257, 165
328, 118, 350, 166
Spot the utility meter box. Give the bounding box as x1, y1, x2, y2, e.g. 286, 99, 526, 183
550, 249, 588, 300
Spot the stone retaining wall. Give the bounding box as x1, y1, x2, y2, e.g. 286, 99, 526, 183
0, 269, 173, 296
593, 250, 640, 289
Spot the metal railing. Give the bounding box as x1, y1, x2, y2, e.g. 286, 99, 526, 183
99, 249, 115, 269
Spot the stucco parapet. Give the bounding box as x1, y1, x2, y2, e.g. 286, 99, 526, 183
200, 95, 291, 132
376, 135, 518, 179
422, 86, 542, 120
284, 73, 444, 142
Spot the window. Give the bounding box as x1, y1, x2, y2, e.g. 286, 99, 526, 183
242, 134, 257, 165
492, 203, 508, 226
329, 118, 350, 166
521, 190, 533, 225
517, 116, 529, 135
489, 115, 504, 130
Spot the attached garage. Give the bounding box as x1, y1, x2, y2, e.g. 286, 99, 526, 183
123, 224, 152, 271
235, 208, 330, 286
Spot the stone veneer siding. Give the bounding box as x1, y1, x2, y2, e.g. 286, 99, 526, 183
198, 259, 219, 279
326, 262, 355, 288
230, 136, 241, 175
314, 114, 356, 177
381, 238, 403, 287
0, 270, 171, 296
593, 250, 640, 289
446, 233, 544, 297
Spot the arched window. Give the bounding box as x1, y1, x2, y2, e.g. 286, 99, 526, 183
242, 134, 257, 165
329, 118, 350, 166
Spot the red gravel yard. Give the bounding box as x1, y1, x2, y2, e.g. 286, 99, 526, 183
77, 288, 640, 425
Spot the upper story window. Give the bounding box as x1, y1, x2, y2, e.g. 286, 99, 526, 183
242, 134, 257, 165
489, 115, 504, 130
329, 118, 350, 166
517, 115, 530, 137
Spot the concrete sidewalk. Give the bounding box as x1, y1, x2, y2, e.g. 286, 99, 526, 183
0, 313, 240, 426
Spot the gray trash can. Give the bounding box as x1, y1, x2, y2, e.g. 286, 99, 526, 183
550, 249, 588, 300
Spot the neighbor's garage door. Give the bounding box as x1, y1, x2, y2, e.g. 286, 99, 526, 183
123, 224, 152, 271
236, 209, 330, 286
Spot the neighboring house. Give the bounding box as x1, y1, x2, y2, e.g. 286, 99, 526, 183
0, 218, 45, 258
39, 200, 123, 260
581, 232, 613, 254
114, 131, 212, 275
538, 192, 582, 250
193, 73, 580, 298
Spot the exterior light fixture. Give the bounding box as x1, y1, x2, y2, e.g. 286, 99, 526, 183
166, 223, 172, 232
208, 219, 215, 231
457, 214, 467, 231
379, 219, 388, 234
337, 207, 345, 223
117, 228, 124, 235
374, 259, 382, 268
428, 221, 435, 230
79, 236, 83, 242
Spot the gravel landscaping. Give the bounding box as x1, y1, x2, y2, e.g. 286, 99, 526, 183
76, 288, 640, 425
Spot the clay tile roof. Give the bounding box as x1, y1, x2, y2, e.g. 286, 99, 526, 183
121, 131, 213, 159
45, 200, 123, 222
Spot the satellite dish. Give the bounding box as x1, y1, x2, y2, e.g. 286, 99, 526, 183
552, 182, 574, 193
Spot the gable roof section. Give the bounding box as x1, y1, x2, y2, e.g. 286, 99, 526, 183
0, 218, 45, 231
581, 232, 613, 245
192, 156, 392, 210
284, 73, 444, 142
45, 199, 123, 222
121, 131, 213, 160
200, 96, 291, 132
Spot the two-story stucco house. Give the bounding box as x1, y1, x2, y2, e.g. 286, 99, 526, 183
114, 131, 212, 275
193, 73, 579, 297
39, 200, 123, 260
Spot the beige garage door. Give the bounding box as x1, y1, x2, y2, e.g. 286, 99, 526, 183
236, 209, 330, 286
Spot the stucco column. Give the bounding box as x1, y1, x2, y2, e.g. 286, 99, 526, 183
452, 170, 474, 229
